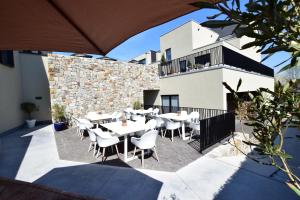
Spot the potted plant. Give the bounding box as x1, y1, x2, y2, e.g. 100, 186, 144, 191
133, 100, 141, 110
52, 104, 67, 131
21, 102, 39, 128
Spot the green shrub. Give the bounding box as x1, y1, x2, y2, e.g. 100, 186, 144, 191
52, 104, 66, 122
21, 102, 38, 120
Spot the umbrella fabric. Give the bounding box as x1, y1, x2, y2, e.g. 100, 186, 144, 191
0, 0, 219, 55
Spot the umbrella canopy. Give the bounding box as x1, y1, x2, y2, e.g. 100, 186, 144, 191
0, 0, 219, 55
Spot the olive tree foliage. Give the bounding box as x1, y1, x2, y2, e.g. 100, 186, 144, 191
192, 0, 300, 69
224, 79, 300, 196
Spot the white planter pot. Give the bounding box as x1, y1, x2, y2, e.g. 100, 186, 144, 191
26, 119, 36, 128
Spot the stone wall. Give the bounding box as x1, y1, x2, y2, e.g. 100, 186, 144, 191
48, 55, 159, 118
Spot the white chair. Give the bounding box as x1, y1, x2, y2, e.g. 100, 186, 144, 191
131, 130, 159, 168
190, 122, 200, 141
95, 129, 120, 162
124, 108, 133, 120
190, 111, 200, 123
87, 128, 98, 156
112, 112, 122, 122
135, 119, 157, 137
181, 110, 188, 116
131, 113, 145, 122
163, 118, 181, 142
155, 117, 165, 136
74, 118, 93, 140
147, 107, 153, 112
152, 108, 159, 116
187, 111, 200, 128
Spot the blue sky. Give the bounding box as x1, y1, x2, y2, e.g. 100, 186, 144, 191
55, 7, 289, 73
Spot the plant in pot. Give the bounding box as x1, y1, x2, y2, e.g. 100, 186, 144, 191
52, 104, 67, 131
21, 102, 39, 128
133, 100, 141, 110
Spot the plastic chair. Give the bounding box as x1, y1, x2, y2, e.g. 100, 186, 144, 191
135, 119, 157, 137
95, 129, 120, 162
74, 117, 93, 140
163, 118, 181, 142
131, 130, 159, 168
87, 128, 98, 156
190, 122, 200, 141
152, 108, 159, 116
155, 117, 165, 136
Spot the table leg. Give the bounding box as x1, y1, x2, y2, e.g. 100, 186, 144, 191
124, 135, 128, 162
182, 122, 188, 140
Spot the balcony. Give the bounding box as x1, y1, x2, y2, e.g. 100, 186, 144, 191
159, 45, 274, 77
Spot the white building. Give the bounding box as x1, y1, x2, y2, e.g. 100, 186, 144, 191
131, 50, 161, 65
139, 20, 274, 111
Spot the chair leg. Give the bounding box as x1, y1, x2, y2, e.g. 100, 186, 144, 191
102, 148, 106, 162
153, 147, 159, 162
178, 128, 182, 138
93, 142, 97, 156
88, 142, 92, 152
171, 130, 174, 142
141, 149, 144, 168
133, 146, 137, 157
190, 129, 194, 141
96, 147, 101, 158
115, 145, 120, 158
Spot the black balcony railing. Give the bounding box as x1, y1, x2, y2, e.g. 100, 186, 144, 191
159, 45, 274, 77
144, 105, 235, 152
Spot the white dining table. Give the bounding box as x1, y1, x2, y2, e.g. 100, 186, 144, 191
159, 113, 191, 140
100, 120, 146, 162
132, 109, 153, 115
85, 113, 113, 127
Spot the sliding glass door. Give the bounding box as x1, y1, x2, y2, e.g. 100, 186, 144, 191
161, 95, 179, 113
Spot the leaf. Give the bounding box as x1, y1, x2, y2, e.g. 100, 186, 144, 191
236, 78, 242, 91
286, 182, 300, 197
190, 2, 217, 9
207, 12, 223, 20
278, 64, 292, 73
223, 82, 235, 93
201, 20, 237, 28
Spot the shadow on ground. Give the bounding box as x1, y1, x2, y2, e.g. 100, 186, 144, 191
34, 163, 163, 200
212, 127, 300, 200
0, 125, 47, 179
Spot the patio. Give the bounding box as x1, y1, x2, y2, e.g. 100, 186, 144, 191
0, 124, 298, 200
55, 126, 201, 172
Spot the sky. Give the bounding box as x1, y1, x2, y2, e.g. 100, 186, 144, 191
55, 6, 290, 74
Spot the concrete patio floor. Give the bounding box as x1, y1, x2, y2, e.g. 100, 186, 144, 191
0, 125, 298, 200
55, 127, 202, 171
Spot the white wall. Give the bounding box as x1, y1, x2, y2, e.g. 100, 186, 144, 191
191, 22, 219, 50
133, 52, 151, 65
160, 21, 194, 60
155, 68, 224, 109
0, 52, 24, 133
152, 67, 274, 111
221, 68, 274, 110
224, 36, 261, 62
19, 53, 51, 121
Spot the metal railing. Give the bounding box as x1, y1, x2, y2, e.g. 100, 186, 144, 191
159, 45, 274, 77
144, 105, 235, 152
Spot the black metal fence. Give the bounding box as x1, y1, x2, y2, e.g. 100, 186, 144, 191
199, 112, 235, 152
158, 45, 274, 78
144, 105, 235, 152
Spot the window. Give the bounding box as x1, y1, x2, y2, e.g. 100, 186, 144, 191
161, 95, 179, 113
179, 60, 186, 72
194, 53, 211, 66
166, 48, 171, 61
138, 58, 146, 64
0, 51, 14, 67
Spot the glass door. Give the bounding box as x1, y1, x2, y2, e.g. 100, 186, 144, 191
161, 95, 179, 113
